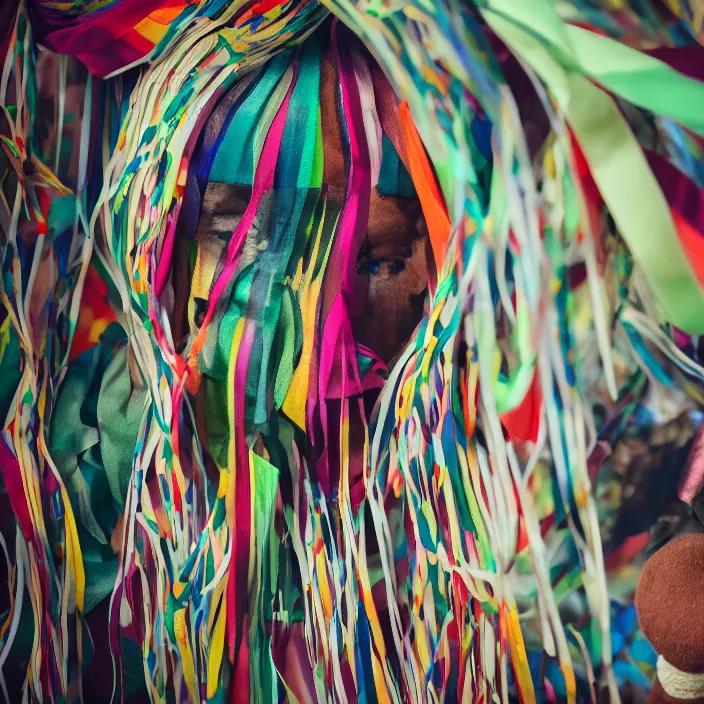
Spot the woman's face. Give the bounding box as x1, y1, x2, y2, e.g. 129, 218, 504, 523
177, 43, 430, 369
187, 182, 428, 365
188, 201, 429, 372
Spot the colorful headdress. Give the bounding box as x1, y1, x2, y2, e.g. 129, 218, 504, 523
1, 0, 704, 702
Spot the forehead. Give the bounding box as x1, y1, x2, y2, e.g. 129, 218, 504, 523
190, 29, 414, 197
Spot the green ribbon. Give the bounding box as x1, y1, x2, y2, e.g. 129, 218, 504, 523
483, 0, 704, 334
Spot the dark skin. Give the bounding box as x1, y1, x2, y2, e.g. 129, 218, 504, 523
353, 190, 430, 365
174, 182, 430, 363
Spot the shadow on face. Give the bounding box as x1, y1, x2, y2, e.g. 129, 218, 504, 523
179, 180, 429, 366
353, 189, 430, 365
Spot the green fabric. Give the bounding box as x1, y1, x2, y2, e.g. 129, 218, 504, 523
483, 4, 704, 335
48, 344, 105, 484
96, 343, 148, 505
210, 53, 291, 185
485, 0, 704, 137
202, 374, 230, 469
47, 324, 137, 614
378, 133, 415, 197
249, 453, 280, 704
47, 195, 77, 240
0, 323, 22, 423
82, 558, 119, 614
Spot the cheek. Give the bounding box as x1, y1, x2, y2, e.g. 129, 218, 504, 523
352, 238, 429, 363
184, 182, 252, 331
366, 245, 428, 324
190, 235, 227, 303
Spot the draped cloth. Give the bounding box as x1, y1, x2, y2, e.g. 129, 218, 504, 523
2, 0, 704, 702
